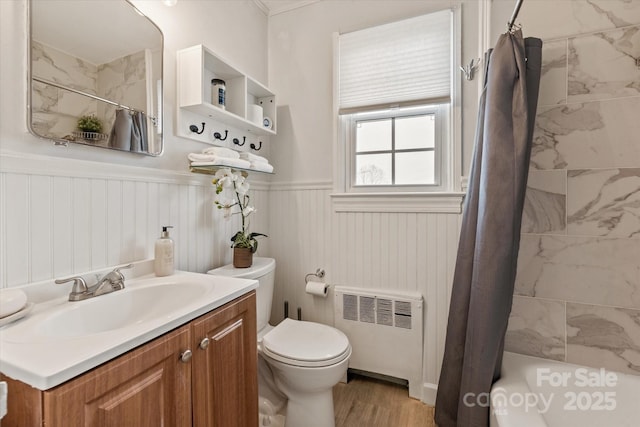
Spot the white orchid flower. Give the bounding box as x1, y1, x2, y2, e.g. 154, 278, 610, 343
215, 197, 234, 208
213, 168, 236, 188
235, 178, 250, 195
214, 197, 236, 220
242, 206, 256, 217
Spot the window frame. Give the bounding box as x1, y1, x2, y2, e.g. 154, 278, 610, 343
345, 104, 448, 193
331, 7, 464, 214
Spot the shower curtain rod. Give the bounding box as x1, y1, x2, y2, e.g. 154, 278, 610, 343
507, 0, 524, 32
33, 76, 138, 113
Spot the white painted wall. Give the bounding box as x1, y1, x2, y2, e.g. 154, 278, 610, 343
268, 0, 482, 183
0, 0, 269, 170
266, 0, 485, 402
267, 184, 462, 402
0, 0, 271, 286
0, 0, 487, 405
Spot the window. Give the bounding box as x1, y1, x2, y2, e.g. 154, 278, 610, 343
335, 9, 459, 199
348, 104, 447, 190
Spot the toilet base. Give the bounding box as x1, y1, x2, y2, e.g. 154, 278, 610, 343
285, 389, 335, 427
260, 413, 286, 427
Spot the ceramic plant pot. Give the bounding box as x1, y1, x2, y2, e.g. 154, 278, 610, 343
233, 247, 253, 268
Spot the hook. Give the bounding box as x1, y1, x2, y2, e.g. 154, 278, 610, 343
460, 58, 481, 81
213, 130, 228, 141
233, 136, 246, 146
250, 141, 262, 151
189, 122, 205, 134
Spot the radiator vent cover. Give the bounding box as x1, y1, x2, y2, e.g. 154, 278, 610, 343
359, 296, 376, 323
342, 294, 358, 321
394, 300, 413, 329
341, 294, 414, 329
376, 298, 393, 326
334, 286, 424, 400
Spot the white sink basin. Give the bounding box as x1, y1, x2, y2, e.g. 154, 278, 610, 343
0, 267, 257, 390
39, 282, 208, 338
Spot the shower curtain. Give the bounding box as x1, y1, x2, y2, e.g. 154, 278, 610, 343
434, 30, 541, 427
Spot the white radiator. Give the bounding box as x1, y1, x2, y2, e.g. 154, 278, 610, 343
334, 286, 424, 399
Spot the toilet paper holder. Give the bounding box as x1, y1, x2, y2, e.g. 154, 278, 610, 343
304, 268, 325, 283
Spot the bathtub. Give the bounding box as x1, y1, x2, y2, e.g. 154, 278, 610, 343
490, 352, 640, 427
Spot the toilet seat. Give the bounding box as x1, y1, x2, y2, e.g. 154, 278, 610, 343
262, 318, 351, 368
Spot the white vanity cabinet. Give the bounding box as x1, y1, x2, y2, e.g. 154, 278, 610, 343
0, 291, 257, 427
177, 44, 276, 139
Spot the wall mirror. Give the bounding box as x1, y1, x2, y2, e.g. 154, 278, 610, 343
28, 0, 163, 156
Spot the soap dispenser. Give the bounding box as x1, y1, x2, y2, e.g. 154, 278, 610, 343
154, 226, 174, 277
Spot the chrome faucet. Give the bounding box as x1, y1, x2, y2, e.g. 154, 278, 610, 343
55, 264, 134, 301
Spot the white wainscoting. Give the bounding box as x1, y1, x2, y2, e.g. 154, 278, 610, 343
267, 182, 462, 399
1, 152, 461, 402
0, 151, 270, 288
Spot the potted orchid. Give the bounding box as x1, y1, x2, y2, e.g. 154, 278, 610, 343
212, 168, 267, 268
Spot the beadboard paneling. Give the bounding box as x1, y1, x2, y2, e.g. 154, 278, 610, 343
268, 186, 462, 389
0, 153, 270, 288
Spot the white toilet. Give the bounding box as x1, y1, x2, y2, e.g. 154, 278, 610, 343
208, 257, 351, 427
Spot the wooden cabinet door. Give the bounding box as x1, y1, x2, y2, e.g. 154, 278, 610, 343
42, 325, 192, 427
191, 291, 258, 427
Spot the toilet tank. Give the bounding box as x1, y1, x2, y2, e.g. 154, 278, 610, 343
207, 257, 275, 333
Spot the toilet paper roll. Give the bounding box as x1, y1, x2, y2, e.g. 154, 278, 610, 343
305, 280, 329, 298
248, 104, 263, 126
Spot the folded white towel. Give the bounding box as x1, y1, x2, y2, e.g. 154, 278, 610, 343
190, 157, 251, 169
250, 162, 274, 173
239, 152, 269, 164
201, 146, 240, 159
188, 153, 219, 162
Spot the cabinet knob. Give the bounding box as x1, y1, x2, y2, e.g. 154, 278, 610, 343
179, 349, 193, 363
199, 337, 210, 350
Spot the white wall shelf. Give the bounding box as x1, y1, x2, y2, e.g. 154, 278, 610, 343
177, 45, 276, 139
189, 164, 273, 177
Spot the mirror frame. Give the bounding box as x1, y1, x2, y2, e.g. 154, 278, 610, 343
26, 0, 164, 156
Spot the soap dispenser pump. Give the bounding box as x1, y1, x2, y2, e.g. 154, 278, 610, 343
154, 226, 174, 277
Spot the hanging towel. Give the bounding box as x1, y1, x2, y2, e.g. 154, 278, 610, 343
201, 146, 240, 159
108, 109, 132, 151
239, 152, 268, 164
131, 111, 148, 153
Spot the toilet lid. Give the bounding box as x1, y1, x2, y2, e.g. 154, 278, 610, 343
262, 318, 350, 367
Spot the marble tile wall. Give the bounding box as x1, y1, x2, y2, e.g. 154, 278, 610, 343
505, 2, 640, 375
31, 41, 98, 139
97, 50, 148, 130
31, 42, 148, 141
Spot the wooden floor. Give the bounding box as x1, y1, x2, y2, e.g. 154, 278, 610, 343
333, 374, 436, 427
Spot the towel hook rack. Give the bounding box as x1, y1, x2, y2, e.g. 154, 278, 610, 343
250, 141, 262, 151
189, 122, 205, 135
233, 136, 246, 146
213, 130, 228, 141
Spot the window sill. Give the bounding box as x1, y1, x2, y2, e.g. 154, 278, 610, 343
330, 192, 465, 214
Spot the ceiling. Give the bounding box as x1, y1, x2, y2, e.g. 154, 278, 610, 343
258, 0, 322, 16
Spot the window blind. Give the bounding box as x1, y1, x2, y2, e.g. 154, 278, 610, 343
338, 10, 452, 114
